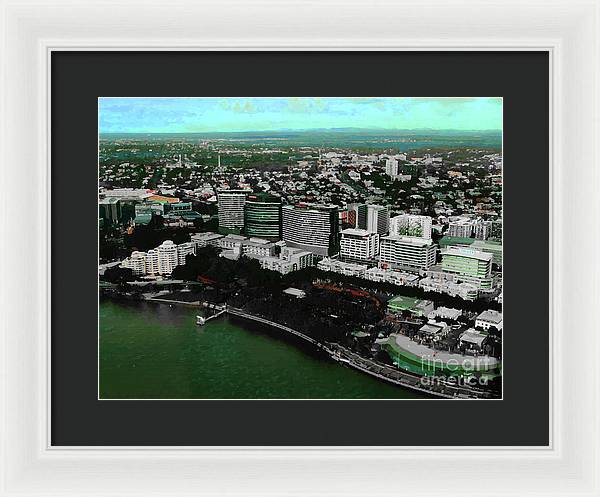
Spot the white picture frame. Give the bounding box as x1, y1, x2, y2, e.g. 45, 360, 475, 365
1, 0, 598, 495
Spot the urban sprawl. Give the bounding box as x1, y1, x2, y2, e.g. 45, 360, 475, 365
99, 136, 503, 399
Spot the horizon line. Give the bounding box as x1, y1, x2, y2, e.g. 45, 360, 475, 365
99, 127, 502, 134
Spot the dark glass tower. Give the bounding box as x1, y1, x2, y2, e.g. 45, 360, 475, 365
244, 193, 282, 241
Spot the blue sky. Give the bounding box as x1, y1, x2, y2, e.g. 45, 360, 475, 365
99, 97, 502, 133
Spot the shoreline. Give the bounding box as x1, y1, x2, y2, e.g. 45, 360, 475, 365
102, 294, 498, 399
225, 307, 458, 399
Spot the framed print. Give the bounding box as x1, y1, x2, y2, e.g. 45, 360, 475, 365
97, 94, 505, 403
54, 51, 545, 446
1, 0, 599, 496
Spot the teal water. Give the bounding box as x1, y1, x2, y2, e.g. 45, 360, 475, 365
99, 300, 425, 399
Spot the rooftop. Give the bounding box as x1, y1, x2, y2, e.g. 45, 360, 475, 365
191, 232, 224, 240
442, 246, 493, 262
341, 228, 372, 237
283, 287, 306, 298
381, 235, 433, 246
221, 234, 248, 241
459, 329, 488, 347
476, 309, 503, 323
388, 295, 433, 310
419, 323, 444, 335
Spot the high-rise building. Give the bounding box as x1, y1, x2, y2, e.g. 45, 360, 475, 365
99, 197, 122, 224
146, 249, 159, 274
282, 203, 340, 257
379, 235, 437, 271
441, 246, 493, 289
390, 214, 433, 239
355, 204, 390, 235
157, 240, 179, 275
217, 189, 248, 233
121, 251, 146, 275
177, 242, 196, 265
447, 218, 475, 238
474, 220, 493, 240
340, 207, 357, 229
244, 193, 282, 241
121, 240, 197, 276
385, 158, 399, 177
340, 228, 379, 262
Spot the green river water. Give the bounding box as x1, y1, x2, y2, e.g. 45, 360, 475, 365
99, 300, 425, 399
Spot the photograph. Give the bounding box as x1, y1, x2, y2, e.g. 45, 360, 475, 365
98, 96, 503, 400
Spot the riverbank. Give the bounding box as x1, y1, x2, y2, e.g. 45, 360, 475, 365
99, 299, 424, 399
102, 294, 497, 399
225, 307, 478, 399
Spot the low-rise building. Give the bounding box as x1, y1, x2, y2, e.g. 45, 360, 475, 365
283, 287, 306, 299
260, 257, 295, 274
459, 329, 489, 352
428, 306, 463, 321
419, 275, 479, 301
363, 267, 419, 287
191, 232, 224, 248
317, 258, 368, 278
418, 321, 450, 341
387, 295, 434, 317
218, 234, 248, 250
259, 246, 314, 275
242, 238, 276, 258
280, 247, 314, 270
475, 309, 503, 331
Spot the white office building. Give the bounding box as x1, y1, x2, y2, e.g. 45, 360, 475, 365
260, 257, 294, 274
191, 232, 224, 248
259, 246, 313, 275
280, 246, 314, 270
217, 234, 248, 250
217, 189, 248, 232
242, 238, 276, 258
379, 235, 437, 271
340, 228, 379, 262
390, 214, 433, 239
282, 204, 339, 257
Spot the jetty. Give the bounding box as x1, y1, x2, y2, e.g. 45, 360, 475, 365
196, 303, 227, 325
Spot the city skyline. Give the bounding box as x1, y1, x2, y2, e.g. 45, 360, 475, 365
99, 97, 503, 134
99, 98, 503, 400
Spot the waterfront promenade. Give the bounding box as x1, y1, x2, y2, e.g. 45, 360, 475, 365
108, 293, 497, 399
225, 306, 495, 399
